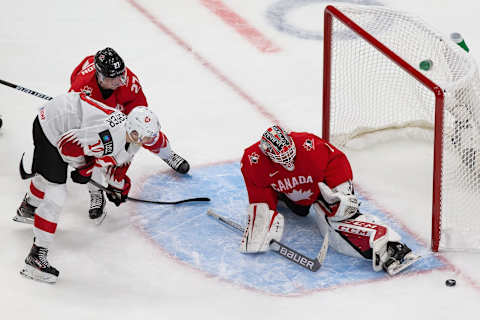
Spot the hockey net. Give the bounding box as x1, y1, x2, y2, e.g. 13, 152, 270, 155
323, 4, 480, 251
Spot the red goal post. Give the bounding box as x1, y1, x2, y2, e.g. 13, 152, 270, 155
322, 4, 480, 252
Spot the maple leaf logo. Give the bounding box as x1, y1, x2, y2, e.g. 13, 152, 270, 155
303, 138, 314, 151
81, 86, 93, 96
285, 189, 313, 201
248, 152, 259, 165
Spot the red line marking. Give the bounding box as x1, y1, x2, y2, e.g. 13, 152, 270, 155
123, 2, 480, 294
200, 0, 281, 53
125, 0, 281, 126
355, 183, 480, 292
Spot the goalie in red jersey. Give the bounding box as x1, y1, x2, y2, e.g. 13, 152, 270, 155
239, 125, 420, 275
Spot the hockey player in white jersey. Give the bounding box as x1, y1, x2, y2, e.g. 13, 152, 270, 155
17, 92, 160, 283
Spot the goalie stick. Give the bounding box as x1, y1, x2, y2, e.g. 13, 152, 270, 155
206, 209, 328, 272
19, 153, 210, 205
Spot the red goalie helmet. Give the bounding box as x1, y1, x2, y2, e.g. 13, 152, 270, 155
259, 125, 296, 171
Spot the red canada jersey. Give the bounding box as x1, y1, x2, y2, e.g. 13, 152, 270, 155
69, 55, 147, 115
240, 132, 353, 211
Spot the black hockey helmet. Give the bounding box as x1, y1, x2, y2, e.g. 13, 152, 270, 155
94, 47, 126, 78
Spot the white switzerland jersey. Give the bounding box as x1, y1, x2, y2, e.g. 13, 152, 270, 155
38, 92, 129, 168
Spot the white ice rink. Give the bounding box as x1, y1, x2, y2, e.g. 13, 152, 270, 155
1, 0, 480, 319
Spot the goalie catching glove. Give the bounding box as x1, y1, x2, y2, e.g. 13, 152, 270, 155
317, 181, 359, 221
240, 203, 284, 253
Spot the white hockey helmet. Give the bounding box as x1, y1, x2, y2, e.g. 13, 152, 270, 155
259, 125, 296, 171
126, 106, 160, 143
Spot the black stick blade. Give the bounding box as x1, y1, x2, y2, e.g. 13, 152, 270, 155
19, 153, 35, 180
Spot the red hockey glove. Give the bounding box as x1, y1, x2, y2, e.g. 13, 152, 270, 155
71, 157, 95, 184
106, 175, 131, 207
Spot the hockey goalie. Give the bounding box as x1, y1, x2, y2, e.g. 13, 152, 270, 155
239, 125, 420, 275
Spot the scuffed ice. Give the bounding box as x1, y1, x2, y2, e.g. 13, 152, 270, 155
131, 162, 444, 295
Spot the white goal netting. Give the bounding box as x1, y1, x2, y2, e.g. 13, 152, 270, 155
324, 4, 480, 251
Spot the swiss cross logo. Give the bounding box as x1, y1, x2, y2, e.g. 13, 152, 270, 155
303, 138, 314, 151
145, 116, 151, 123
248, 152, 259, 165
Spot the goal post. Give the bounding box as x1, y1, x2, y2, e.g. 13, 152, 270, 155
322, 4, 480, 251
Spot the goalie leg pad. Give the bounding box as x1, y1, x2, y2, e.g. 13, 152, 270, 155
312, 204, 389, 268
240, 203, 284, 253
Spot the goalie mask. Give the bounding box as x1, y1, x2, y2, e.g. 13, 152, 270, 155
126, 107, 160, 145
259, 125, 296, 171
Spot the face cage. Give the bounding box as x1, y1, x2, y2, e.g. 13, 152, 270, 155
97, 69, 127, 86
264, 139, 296, 171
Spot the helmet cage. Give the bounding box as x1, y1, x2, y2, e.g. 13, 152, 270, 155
260, 126, 296, 171
96, 70, 127, 86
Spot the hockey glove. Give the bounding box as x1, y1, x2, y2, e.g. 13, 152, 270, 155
106, 175, 131, 207
71, 157, 96, 184
318, 182, 359, 221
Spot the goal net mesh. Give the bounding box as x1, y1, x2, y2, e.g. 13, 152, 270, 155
325, 4, 480, 250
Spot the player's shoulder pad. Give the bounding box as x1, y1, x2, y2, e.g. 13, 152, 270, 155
242, 142, 266, 168
290, 131, 322, 153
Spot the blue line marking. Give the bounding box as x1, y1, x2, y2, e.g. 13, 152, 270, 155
133, 162, 445, 295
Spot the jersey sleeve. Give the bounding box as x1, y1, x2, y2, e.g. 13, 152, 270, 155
69, 56, 95, 89
240, 151, 278, 211
311, 135, 353, 188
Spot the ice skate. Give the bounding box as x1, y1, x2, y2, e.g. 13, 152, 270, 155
20, 244, 59, 284
89, 190, 107, 225
13, 194, 36, 224
162, 151, 190, 174
383, 242, 421, 276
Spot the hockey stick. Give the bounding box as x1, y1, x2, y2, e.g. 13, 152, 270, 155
19, 154, 210, 204
19, 153, 35, 180
0, 79, 53, 101
88, 179, 210, 204
206, 209, 328, 272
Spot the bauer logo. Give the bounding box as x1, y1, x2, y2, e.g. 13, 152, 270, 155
279, 247, 315, 270
133, 162, 445, 295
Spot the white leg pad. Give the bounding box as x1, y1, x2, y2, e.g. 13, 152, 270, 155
312, 203, 394, 272
240, 203, 284, 253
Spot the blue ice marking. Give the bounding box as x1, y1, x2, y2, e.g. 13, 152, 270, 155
133, 162, 445, 295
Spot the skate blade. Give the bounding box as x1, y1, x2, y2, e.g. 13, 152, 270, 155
20, 264, 58, 284
12, 215, 34, 225
386, 255, 421, 276
94, 210, 108, 225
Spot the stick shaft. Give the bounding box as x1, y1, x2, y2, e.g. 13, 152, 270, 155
207, 209, 323, 272
0, 79, 53, 100
89, 180, 210, 205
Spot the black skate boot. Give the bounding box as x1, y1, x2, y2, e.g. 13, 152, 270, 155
382, 241, 420, 276
162, 151, 190, 174
89, 190, 107, 224
20, 243, 59, 283
13, 194, 36, 224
